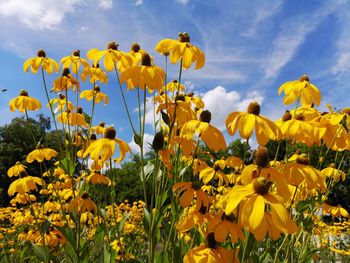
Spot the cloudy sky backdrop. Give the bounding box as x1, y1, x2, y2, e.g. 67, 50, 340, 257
0, 0, 349, 151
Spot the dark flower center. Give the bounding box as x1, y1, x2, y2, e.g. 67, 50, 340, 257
131, 42, 140, 52
62, 67, 70, 77
200, 110, 211, 123
282, 111, 292, 122
104, 127, 116, 139
299, 74, 310, 82
253, 177, 272, 195
19, 89, 28, 96
99, 122, 105, 127
37, 49, 46, 57
141, 53, 152, 66
178, 32, 190, 43
254, 146, 269, 168
94, 85, 101, 92
296, 154, 310, 165
207, 232, 217, 249
294, 114, 305, 121
107, 41, 119, 50
90, 134, 97, 141
77, 107, 83, 114
81, 192, 89, 199
152, 132, 165, 152
59, 93, 65, 100
175, 94, 185, 102
72, 50, 80, 57
247, 102, 260, 115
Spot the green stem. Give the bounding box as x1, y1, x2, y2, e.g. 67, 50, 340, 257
41, 66, 58, 130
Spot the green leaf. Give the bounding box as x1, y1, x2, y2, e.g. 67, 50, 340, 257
103, 245, 111, 263
133, 133, 142, 146
58, 157, 75, 176
143, 207, 150, 235
160, 110, 170, 126
140, 162, 154, 182
40, 219, 51, 233
119, 212, 131, 233
54, 225, 77, 253
32, 244, 49, 261
83, 113, 91, 125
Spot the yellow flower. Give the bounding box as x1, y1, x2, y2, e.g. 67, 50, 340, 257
26, 147, 58, 163
226, 102, 280, 146
164, 79, 185, 93
60, 50, 89, 74
199, 159, 229, 186
225, 177, 295, 232
10, 193, 36, 205
7, 162, 27, 177
81, 63, 108, 84
181, 110, 227, 152
183, 233, 237, 263
87, 41, 133, 72
322, 164, 346, 182
57, 107, 88, 127
120, 53, 165, 92
323, 203, 349, 218
23, 49, 59, 74
278, 74, 321, 107
9, 89, 41, 112
68, 192, 97, 215
86, 171, 111, 185
127, 42, 149, 67
48, 93, 74, 113
282, 153, 326, 192
83, 127, 131, 163
8, 176, 45, 196
51, 68, 80, 93
207, 212, 244, 243
156, 32, 205, 70
90, 122, 106, 135
80, 86, 109, 105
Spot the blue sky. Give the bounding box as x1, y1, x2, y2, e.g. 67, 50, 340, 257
0, 0, 350, 151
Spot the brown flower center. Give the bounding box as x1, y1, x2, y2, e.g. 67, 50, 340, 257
81, 192, 89, 199
141, 53, 151, 66
342, 108, 350, 115
59, 93, 65, 100
152, 132, 165, 152
94, 85, 101, 92
77, 107, 83, 114
131, 42, 140, 52
200, 110, 211, 123
90, 134, 97, 141
107, 41, 119, 50
104, 127, 116, 139
294, 114, 305, 121
178, 32, 190, 43
19, 89, 28, 96
62, 67, 70, 77
253, 177, 272, 195
207, 232, 217, 249
37, 49, 46, 57
282, 111, 292, 122
99, 122, 105, 127
175, 94, 185, 102
299, 74, 310, 82
247, 102, 260, 115
296, 154, 310, 165
72, 50, 80, 57
254, 146, 269, 168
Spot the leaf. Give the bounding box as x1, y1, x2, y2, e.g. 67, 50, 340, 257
32, 244, 49, 262
40, 219, 51, 233
296, 200, 314, 213
55, 225, 77, 253
83, 113, 91, 125
133, 132, 142, 146
160, 110, 170, 126
119, 212, 131, 233
58, 157, 75, 176
140, 162, 154, 182
143, 207, 150, 235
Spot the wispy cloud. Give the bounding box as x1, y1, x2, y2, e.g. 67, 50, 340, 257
0, 0, 85, 30
98, 0, 113, 9
263, 0, 346, 79
175, 0, 190, 5
331, 7, 350, 75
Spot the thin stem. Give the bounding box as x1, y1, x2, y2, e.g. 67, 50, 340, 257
41, 66, 58, 130
113, 63, 136, 134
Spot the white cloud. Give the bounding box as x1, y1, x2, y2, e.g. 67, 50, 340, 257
135, 0, 143, 6
201, 86, 264, 131
0, 0, 84, 30
78, 25, 89, 32
1, 41, 33, 58
263, 0, 345, 78
175, 0, 190, 5
98, 0, 113, 9
331, 7, 350, 75
129, 132, 154, 154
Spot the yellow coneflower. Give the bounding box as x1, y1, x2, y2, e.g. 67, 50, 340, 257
156, 32, 205, 70
26, 146, 58, 163
9, 89, 41, 112
60, 50, 89, 74
226, 102, 280, 146
80, 85, 109, 105
278, 74, 321, 107
23, 49, 59, 74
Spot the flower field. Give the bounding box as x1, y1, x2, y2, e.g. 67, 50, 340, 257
0, 32, 349, 262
